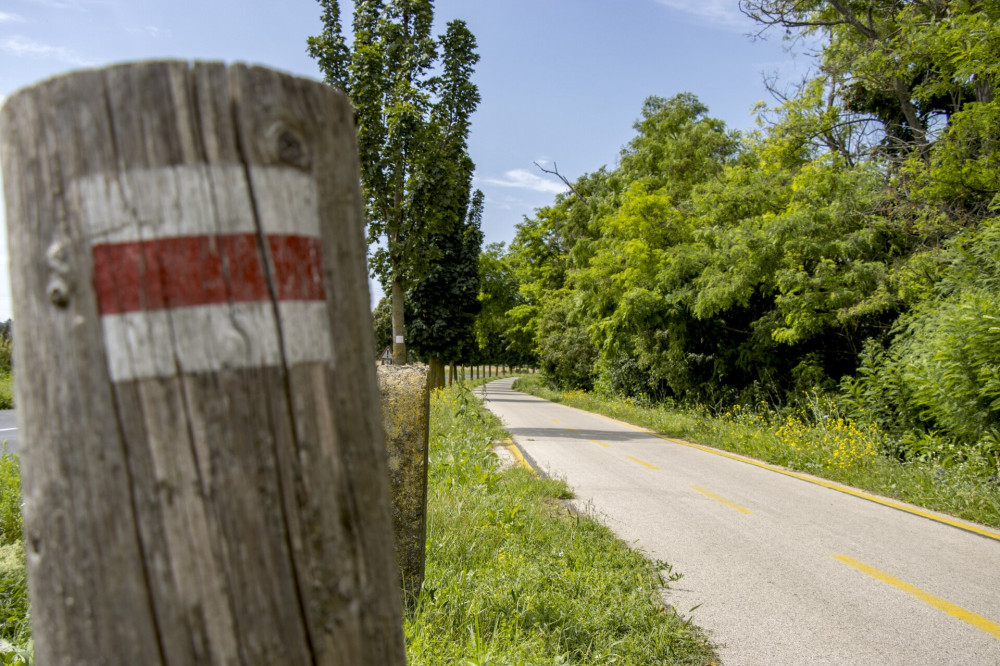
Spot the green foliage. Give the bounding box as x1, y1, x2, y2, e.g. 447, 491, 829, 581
0, 544, 29, 656
309, 2, 481, 360
0, 375, 11, 413
372, 296, 392, 357
536, 291, 597, 391
0, 453, 20, 549
0, 449, 28, 663
840, 219, 1000, 460
498, 3, 1000, 469
407, 384, 716, 664
0, 321, 12, 410
474, 243, 535, 366
407, 190, 484, 364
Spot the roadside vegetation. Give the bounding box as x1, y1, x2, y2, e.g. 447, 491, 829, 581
0, 379, 716, 665
472, 4, 1000, 518
0, 321, 13, 410
0, 319, 25, 662
513, 375, 1000, 530
0, 448, 28, 664
405, 382, 716, 665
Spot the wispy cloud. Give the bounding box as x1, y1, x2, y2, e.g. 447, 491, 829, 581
125, 25, 169, 38
654, 0, 749, 31
0, 35, 93, 66
481, 168, 569, 195
22, 0, 88, 9
0, 12, 27, 23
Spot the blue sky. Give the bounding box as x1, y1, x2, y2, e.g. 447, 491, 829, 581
0, 0, 812, 319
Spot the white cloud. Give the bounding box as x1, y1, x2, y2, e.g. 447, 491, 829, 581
481, 168, 569, 195
654, 0, 749, 30
23, 0, 83, 8
0, 12, 27, 23
0, 35, 93, 66
126, 25, 169, 38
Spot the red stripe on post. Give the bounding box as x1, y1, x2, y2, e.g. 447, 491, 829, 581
93, 234, 326, 315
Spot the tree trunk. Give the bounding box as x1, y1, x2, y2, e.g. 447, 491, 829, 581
0, 61, 405, 666
428, 357, 444, 389
391, 275, 407, 364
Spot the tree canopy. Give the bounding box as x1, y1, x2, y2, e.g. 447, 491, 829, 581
487, 0, 999, 463
309, 0, 481, 364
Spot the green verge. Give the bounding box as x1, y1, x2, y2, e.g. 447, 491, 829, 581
512, 376, 1000, 530
0, 449, 29, 665
0, 378, 717, 665
406, 382, 716, 665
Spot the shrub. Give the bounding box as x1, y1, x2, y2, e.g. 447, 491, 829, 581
0, 454, 20, 548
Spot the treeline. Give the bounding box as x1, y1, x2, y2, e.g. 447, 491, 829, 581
482, 1, 1000, 465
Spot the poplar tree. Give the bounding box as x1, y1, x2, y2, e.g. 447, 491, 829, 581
309, 0, 481, 364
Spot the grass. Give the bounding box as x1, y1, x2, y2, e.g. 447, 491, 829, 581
512, 376, 1000, 530
0, 544, 29, 663
0, 448, 28, 665
0, 380, 715, 665
405, 382, 717, 665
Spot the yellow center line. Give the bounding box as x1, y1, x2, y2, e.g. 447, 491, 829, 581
691, 485, 753, 514
593, 413, 1000, 543
833, 555, 1000, 640
626, 455, 659, 470
590, 439, 611, 449
550, 418, 560, 424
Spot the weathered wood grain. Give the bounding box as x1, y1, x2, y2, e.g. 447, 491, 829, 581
0, 61, 404, 665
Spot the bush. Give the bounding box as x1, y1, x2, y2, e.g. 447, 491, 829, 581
0, 454, 20, 548
0, 544, 28, 647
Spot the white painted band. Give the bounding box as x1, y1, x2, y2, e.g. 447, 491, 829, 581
71, 165, 321, 243
102, 301, 333, 382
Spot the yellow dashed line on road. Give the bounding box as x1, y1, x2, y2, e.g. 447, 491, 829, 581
594, 413, 1000, 543
590, 439, 611, 449
833, 555, 1000, 640
627, 455, 659, 470
691, 485, 753, 514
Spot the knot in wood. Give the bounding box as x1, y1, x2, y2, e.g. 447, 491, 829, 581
267, 121, 310, 170
45, 238, 74, 308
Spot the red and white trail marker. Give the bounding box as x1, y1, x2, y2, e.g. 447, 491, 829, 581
73, 165, 335, 381
1, 61, 405, 666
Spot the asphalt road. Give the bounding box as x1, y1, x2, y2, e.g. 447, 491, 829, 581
0, 410, 17, 454
477, 378, 1000, 665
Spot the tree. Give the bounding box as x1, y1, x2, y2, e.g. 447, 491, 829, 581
475, 242, 537, 368
407, 190, 485, 387
372, 296, 392, 357
309, 0, 480, 364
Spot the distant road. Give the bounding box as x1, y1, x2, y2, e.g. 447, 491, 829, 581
0, 410, 18, 454
477, 378, 1000, 665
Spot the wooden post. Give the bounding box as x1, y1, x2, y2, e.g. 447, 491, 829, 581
375, 365, 430, 608
1, 61, 405, 665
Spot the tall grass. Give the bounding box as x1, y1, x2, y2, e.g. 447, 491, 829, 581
513, 376, 1000, 530
406, 383, 716, 665
0, 448, 28, 664
0, 337, 12, 410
